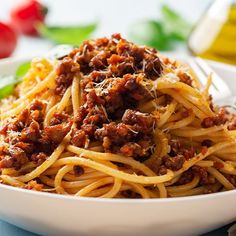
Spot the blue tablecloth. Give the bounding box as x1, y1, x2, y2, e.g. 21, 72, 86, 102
0, 220, 233, 236
0, 221, 37, 236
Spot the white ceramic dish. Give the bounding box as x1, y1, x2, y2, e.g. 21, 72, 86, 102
0, 57, 236, 236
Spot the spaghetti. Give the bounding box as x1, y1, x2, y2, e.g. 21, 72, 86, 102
0, 34, 236, 198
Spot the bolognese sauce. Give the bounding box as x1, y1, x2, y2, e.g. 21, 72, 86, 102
0, 34, 236, 198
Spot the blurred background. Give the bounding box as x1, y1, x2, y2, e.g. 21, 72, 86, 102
1, 0, 236, 65
0, 0, 212, 58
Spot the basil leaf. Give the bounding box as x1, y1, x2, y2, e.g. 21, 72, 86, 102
38, 23, 97, 45
161, 5, 192, 41
128, 4, 192, 51
0, 61, 31, 100
0, 75, 17, 99
15, 61, 31, 80
129, 20, 172, 51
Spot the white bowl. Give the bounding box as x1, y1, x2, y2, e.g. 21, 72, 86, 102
0, 57, 236, 236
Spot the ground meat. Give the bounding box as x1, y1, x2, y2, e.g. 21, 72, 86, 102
15, 142, 35, 154
181, 148, 195, 160
228, 115, 236, 130
120, 142, 142, 157
154, 165, 168, 176
0, 100, 71, 170
192, 166, 215, 185
73, 103, 108, 141
86, 74, 152, 119
30, 100, 45, 111
28, 100, 45, 124
0, 147, 28, 170
201, 139, 213, 147
201, 146, 208, 155
72, 82, 156, 156
169, 139, 181, 154
95, 110, 155, 158
201, 107, 236, 130
122, 109, 155, 133
30, 152, 47, 165
55, 57, 80, 96
0, 156, 14, 169
21, 120, 41, 142
50, 112, 70, 126
201, 107, 228, 128
0, 124, 8, 135
227, 175, 236, 186
162, 155, 185, 171
107, 54, 134, 76
90, 51, 110, 70
44, 122, 72, 144
181, 109, 191, 118
144, 55, 162, 80
177, 71, 192, 86
73, 165, 85, 176
201, 117, 215, 128
106, 76, 138, 115
168, 139, 195, 160
95, 122, 137, 147
71, 129, 87, 147
66, 35, 164, 159
177, 170, 194, 185
86, 90, 105, 108
17, 108, 30, 125
121, 190, 141, 198
208, 95, 214, 111
213, 161, 224, 169
24, 180, 43, 191
74, 106, 88, 124
61, 33, 162, 105
0, 101, 46, 169
38, 134, 53, 154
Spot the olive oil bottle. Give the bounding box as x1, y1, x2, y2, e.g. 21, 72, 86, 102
188, 0, 236, 65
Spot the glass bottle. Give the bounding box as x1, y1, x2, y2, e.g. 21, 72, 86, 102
188, 0, 236, 65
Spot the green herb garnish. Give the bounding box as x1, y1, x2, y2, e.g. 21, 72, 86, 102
38, 23, 97, 45
0, 61, 31, 100
0, 76, 16, 99
16, 61, 31, 78
128, 20, 171, 51
129, 4, 192, 51
161, 5, 192, 41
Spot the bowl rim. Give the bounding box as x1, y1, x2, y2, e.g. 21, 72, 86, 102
1, 55, 236, 204
1, 181, 236, 204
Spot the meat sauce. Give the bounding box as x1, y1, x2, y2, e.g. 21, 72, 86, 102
60, 33, 163, 160
1, 34, 231, 188
0, 100, 72, 169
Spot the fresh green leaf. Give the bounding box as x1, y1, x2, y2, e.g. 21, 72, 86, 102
15, 61, 31, 80
38, 23, 97, 45
161, 4, 192, 41
161, 4, 182, 22
0, 61, 31, 100
0, 75, 17, 99
129, 20, 172, 51
128, 4, 192, 51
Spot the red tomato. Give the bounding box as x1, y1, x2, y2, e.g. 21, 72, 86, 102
0, 22, 17, 58
10, 0, 47, 36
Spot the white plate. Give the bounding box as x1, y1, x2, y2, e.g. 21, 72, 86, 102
0, 57, 236, 236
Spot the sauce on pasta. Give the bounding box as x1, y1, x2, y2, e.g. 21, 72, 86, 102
0, 34, 236, 198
